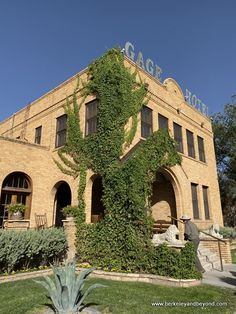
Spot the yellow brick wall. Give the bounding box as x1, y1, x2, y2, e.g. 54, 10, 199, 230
0, 57, 223, 229
200, 239, 232, 264
0, 137, 79, 228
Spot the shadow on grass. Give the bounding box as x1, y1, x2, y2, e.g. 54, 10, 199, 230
80, 302, 99, 310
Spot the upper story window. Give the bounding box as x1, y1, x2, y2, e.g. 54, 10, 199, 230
202, 186, 210, 220
186, 130, 195, 158
158, 114, 168, 130
141, 106, 152, 138
191, 183, 199, 219
86, 100, 98, 136
34, 126, 42, 144
197, 136, 206, 162
55, 114, 67, 148
173, 122, 183, 153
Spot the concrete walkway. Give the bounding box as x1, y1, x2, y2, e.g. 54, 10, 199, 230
202, 264, 236, 289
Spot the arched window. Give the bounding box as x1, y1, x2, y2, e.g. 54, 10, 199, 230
0, 172, 32, 224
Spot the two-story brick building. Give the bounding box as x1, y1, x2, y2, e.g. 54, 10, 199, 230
0, 53, 223, 231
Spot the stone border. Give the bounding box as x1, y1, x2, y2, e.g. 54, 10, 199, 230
0, 268, 53, 284
0, 268, 201, 287
89, 270, 201, 287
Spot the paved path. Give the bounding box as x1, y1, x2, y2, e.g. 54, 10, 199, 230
202, 264, 236, 289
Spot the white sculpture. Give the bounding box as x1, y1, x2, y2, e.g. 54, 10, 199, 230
152, 225, 183, 246
208, 224, 223, 239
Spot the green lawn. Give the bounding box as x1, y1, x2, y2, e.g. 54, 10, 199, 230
231, 249, 236, 263
0, 277, 235, 314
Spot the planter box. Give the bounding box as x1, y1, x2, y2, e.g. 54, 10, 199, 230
3, 220, 30, 230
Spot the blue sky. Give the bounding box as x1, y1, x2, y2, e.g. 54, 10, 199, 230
0, 0, 235, 121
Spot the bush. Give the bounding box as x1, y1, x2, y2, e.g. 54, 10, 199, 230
62, 205, 78, 218
219, 226, 236, 239
76, 215, 201, 279
7, 203, 26, 214
0, 228, 67, 273
135, 242, 201, 279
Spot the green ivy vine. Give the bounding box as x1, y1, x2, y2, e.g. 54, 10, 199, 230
56, 48, 183, 272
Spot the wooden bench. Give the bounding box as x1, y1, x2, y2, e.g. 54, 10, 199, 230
152, 220, 172, 234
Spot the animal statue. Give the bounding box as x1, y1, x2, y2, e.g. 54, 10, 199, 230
152, 224, 183, 246
208, 224, 223, 239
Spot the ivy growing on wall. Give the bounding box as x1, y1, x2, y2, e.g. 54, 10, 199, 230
56, 48, 183, 273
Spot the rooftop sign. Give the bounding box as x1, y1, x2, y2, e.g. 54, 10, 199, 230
124, 41, 209, 117
185, 89, 209, 117
124, 41, 162, 81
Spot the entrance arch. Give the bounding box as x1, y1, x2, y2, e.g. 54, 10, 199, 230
0, 172, 32, 225
91, 176, 105, 223
54, 181, 71, 227
151, 171, 177, 223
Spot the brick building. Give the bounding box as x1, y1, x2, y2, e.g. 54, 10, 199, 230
0, 54, 223, 231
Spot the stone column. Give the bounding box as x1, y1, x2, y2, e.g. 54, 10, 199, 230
62, 219, 76, 262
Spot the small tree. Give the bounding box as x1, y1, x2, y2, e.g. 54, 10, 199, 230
212, 102, 236, 226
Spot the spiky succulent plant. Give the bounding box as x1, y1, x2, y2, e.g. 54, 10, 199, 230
35, 262, 105, 313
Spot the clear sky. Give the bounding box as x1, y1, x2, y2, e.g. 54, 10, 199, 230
0, 0, 235, 121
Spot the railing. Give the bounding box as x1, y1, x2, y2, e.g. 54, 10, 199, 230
199, 230, 226, 272
168, 215, 226, 271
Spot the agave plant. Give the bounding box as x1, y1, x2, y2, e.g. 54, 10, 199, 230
35, 262, 105, 313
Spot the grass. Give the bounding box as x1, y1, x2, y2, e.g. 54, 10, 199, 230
0, 277, 235, 314
231, 249, 236, 263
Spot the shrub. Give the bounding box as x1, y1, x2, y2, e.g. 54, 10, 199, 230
76, 213, 201, 279
39, 228, 68, 265
7, 203, 26, 214
219, 226, 236, 239
0, 228, 67, 273
136, 242, 201, 279
62, 205, 78, 218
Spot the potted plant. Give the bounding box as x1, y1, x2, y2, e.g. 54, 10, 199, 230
7, 203, 26, 220
62, 205, 78, 221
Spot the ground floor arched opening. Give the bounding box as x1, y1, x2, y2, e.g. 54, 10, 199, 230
0, 171, 32, 225
151, 171, 177, 226
54, 181, 71, 227
91, 176, 105, 223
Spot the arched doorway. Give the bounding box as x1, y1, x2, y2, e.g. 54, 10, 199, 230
54, 182, 71, 227
151, 171, 177, 223
0, 172, 32, 225
91, 176, 105, 223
